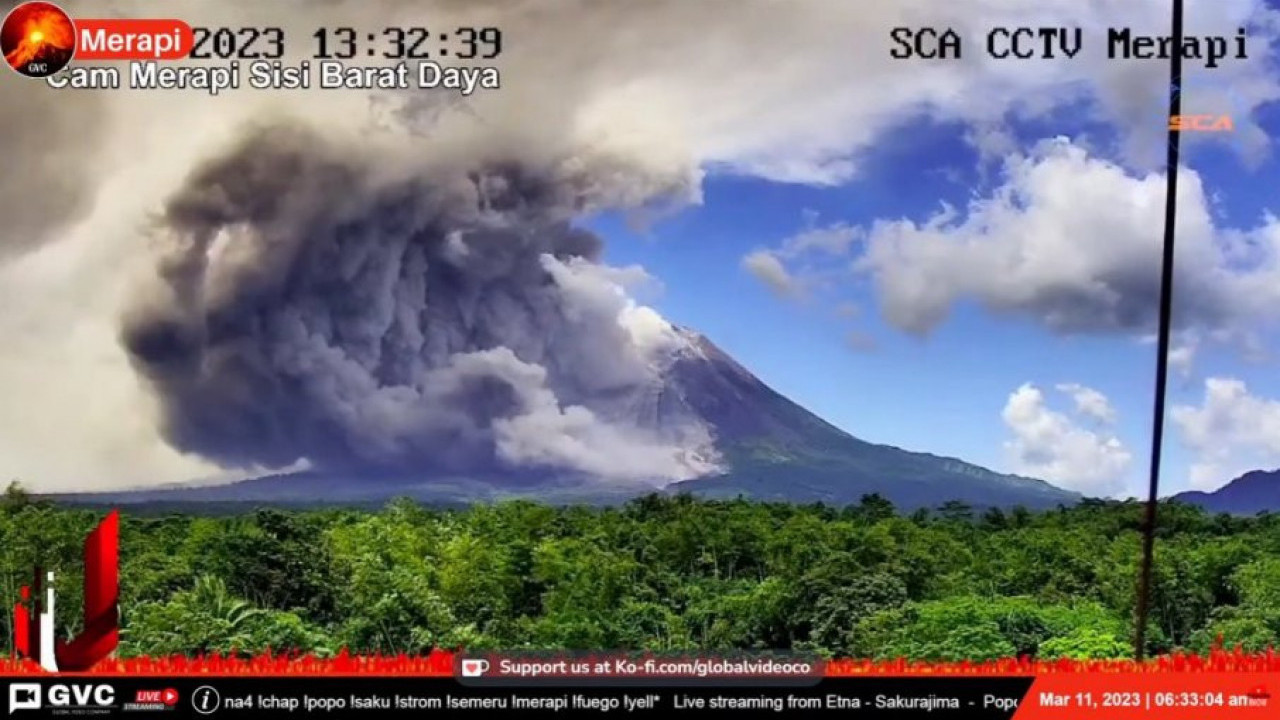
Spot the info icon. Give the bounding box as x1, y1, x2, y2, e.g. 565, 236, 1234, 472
191, 686, 221, 715
1, 1, 75, 78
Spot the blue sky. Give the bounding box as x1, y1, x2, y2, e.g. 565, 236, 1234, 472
592, 69, 1280, 499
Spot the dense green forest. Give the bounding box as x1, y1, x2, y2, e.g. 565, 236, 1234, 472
2, 483, 1278, 661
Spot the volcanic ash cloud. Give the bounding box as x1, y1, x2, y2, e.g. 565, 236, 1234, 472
121, 123, 721, 484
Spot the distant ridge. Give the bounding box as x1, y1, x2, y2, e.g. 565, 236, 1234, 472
1173, 469, 1280, 515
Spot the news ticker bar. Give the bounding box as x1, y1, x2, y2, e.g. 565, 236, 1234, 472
3, 674, 1276, 719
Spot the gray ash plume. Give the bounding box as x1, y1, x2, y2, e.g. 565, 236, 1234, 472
121, 124, 719, 482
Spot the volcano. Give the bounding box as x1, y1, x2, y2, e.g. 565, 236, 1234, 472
52, 327, 1079, 511
658, 329, 1078, 509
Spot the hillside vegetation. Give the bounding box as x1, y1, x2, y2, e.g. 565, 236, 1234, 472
2, 487, 1277, 660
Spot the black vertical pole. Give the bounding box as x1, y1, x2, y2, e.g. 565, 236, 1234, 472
1134, 0, 1185, 662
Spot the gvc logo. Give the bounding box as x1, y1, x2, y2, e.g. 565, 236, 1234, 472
8, 683, 115, 714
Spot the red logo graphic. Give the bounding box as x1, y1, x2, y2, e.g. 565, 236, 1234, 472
12, 511, 119, 672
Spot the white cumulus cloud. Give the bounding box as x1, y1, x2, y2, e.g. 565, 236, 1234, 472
857, 140, 1280, 341
1056, 383, 1119, 424
1002, 383, 1132, 496
1171, 378, 1280, 490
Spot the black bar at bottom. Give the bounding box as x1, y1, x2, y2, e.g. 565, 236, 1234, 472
0, 676, 1035, 718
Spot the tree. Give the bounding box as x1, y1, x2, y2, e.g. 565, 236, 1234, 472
2, 480, 30, 510
856, 494, 896, 524
804, 572, 908, 655
980, 507, 1007, 530
937, 500, 974, 523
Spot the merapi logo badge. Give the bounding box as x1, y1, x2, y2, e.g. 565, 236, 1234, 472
0, 2, 76, 78
12, 511, 119, 672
